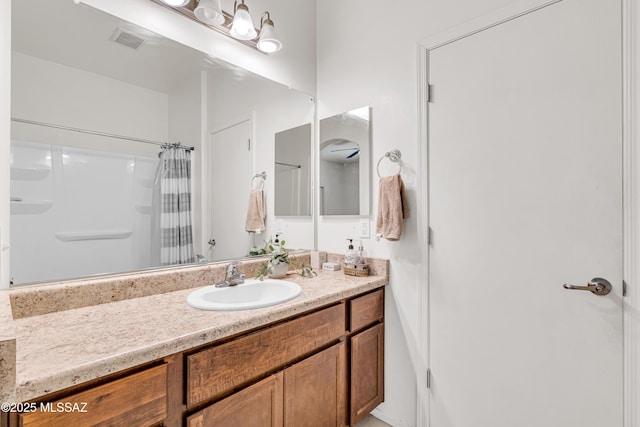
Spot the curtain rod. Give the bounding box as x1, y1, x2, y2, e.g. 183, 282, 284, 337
11, 117, 195, 151
275, 161, 301, 168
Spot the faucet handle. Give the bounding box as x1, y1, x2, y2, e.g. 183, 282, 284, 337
226, 261, 240, 274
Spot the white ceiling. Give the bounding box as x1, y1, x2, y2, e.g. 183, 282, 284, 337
11, 0, 245, 94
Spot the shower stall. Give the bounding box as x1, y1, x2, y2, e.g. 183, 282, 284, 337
10, 138, 159, 285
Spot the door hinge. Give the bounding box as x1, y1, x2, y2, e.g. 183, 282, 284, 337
426, 84, 433, 103
427, 368, 431, 389
427, 227, 433, 246
248, 138, 251, 151
623, 280, 627, 297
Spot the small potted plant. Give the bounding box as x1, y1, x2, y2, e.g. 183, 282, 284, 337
267, 243, 290, 279
256, 240, 317, 280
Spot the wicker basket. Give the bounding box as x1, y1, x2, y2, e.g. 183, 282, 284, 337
343, 264, 370, 277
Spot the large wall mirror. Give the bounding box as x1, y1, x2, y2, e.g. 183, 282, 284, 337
319, 107, 371, 216
10, 0, 315, 286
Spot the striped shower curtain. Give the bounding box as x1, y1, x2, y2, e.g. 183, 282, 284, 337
152, 145, 195, 266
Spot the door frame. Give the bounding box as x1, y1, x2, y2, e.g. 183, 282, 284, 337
416, 0, 638, 425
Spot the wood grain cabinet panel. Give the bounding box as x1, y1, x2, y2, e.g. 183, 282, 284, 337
349, 289, 384, 333
186, 373, 283, 427
187, 303, 346, 408
284, 342, 347, 427
350, 323, 384, 426
19, 364, 167, 427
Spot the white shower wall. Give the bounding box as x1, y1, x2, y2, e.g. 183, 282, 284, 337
10, 140, 158, 284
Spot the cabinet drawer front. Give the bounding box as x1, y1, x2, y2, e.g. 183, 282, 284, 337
187, 303, 346, 407
20, 364, 167, 427
349, 289, 384, 332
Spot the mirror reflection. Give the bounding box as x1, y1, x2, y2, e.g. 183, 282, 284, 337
274, 124, 312, 217
10, 0, 315, 285
319, 107, 371, 216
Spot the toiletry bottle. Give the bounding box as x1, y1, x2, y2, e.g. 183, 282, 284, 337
357, 240, 366, 264
345, 239, 357, 266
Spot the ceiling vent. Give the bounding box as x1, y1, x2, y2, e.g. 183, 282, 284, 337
110, 28, 146, 50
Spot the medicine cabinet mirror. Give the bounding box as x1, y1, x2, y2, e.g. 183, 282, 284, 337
319, 107, 371, 216
9, 0, 315, 286
274, 124, 312, 217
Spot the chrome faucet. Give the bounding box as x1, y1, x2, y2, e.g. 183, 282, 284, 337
215, 261, 246, 287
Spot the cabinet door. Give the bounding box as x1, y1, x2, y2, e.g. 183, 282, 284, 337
284, 342, 347, 427
186, 373, 283, 427
350, 323, 384, 426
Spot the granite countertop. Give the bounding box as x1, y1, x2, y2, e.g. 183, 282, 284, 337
1, 255, 388, 403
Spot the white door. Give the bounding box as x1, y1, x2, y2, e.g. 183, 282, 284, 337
208, 119, 252, 261
428, 0, 622, 426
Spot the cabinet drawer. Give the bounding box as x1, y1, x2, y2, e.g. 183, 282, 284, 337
349, 289, 384, 332
187, 303, 346, 407
19, 364, 167, 427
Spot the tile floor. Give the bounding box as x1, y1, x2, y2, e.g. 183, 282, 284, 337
355, 415, 392, 427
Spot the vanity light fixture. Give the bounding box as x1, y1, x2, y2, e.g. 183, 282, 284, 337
150, 0, 283, 53
160, 0, 189, 7
257, 12, 282, 53
230, 0, 257, 41
194, 0, 225, 26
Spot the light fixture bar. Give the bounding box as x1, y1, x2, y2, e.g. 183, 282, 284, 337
149, 0, 263, 52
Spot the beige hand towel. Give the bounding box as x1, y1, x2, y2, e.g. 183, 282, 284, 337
245, 189, 266, 233
376, 174, 410, 241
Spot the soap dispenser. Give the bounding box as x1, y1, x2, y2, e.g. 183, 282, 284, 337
272, 234, 282, 254
345, 239, 358, 266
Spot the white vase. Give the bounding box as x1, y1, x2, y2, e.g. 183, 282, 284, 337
269, 262, 289, 279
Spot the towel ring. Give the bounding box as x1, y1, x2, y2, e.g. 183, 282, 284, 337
377, 150, 402, 178
251, 171, 267, 190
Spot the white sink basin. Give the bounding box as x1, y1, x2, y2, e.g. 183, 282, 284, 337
186, 279, 302, 311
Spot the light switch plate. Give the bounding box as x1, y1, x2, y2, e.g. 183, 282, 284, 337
359, 219, 370, 239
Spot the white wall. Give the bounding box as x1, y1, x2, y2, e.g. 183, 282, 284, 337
12, 52, 167, 156
206, 69, 315, 253
0, 0, 9, 290
316, 1, 522, 425
81, 0, 317, 96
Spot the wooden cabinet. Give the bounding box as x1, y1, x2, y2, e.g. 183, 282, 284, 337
188, 342, 348, 427
18, 364, 167, 427
348, 288, 385, 425
349, 289, 384, 333
9, 288, 385, 427
187, 373, 283, 427
284, 342, 347, 427
186, 303, 345, 408
350, 323, 384, 425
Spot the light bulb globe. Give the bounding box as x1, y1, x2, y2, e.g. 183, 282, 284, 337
230, 5, 257, 40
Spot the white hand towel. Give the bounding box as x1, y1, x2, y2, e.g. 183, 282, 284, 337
245, 189, 266, 233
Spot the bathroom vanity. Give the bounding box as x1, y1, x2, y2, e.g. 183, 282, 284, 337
0, 255, 387, 426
